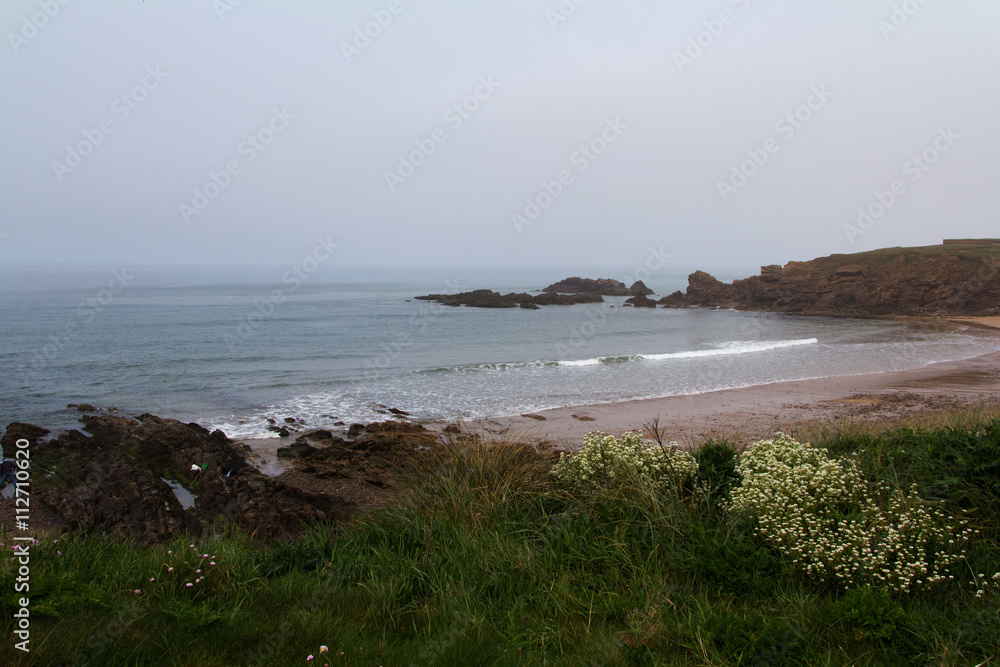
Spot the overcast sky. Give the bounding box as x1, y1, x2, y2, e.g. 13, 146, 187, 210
1, 1, 998, 270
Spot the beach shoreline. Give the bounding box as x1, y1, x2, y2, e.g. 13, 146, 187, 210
469, 344, 1000, 448
231, 317, 1000, 461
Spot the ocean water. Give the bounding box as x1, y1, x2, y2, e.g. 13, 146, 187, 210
1, 265, 997, 439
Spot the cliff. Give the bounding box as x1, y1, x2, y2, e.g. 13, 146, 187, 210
659, 242, 1000, 317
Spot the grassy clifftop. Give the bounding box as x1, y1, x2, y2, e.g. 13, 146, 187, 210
4, 406, 1000, 665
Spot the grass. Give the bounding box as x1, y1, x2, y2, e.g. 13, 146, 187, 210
3, 407, 1000, 665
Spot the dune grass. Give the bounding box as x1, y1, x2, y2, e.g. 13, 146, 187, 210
2, 406, 1000, 665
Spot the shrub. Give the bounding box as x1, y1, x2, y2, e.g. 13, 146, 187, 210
727, 433, 972, 592
830, 587, 924, 657
831, 587, 908, 643
689, 528, 782, 596
550, 431, 698, 497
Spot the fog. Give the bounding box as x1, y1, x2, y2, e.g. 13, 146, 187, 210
2, 0, 998, 270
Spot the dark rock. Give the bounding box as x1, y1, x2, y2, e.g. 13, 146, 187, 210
277, 441, 318, 459
2, 423, 50, 449
624, 294, 657, 308
442, 424, 461, 434
284, 417, 297, 424
629, 281, 654, 295
542, 277, 632, 296
416, 289, 600, 309
23, 414, 344, 542
388, 408, 411, 417
657, 291, 687, 307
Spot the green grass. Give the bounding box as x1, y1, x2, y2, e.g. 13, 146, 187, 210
3, 409, 1000, 665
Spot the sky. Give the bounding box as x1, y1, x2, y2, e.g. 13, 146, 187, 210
1, 0, 998, 270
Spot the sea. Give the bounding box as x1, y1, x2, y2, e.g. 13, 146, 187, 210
2, 265, 998, 440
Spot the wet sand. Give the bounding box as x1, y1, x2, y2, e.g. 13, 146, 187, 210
486, 350, 1000, 448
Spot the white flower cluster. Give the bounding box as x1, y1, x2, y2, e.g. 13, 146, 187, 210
972, 572, 1000, 599
727, 433, 973, 592
551, 431, 698, 496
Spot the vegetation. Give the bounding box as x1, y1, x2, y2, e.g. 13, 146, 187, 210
3, 407, 1000, 666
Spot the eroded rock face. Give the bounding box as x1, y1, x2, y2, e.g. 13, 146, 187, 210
27, 414, 346, 542
658, 243, 1000, 317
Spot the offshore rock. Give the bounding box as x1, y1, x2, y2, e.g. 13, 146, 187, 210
541, 277, 632, 296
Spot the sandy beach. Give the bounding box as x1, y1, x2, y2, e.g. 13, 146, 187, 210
484, 345, 1000, 448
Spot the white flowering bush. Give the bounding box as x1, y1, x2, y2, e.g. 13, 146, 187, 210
551, 431, 698, 496
727, 433, 973, 592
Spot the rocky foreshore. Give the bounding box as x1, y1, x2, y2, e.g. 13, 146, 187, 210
2, 408, 451, 543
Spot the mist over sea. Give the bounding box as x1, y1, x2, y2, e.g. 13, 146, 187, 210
2, 265, 997, 439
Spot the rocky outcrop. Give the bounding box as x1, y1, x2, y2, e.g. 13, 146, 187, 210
629, 281, 654, 296
280, 422, 439, 489
542, 277, 632, 296
624, 294, 657, 308
416, 289, 602, 308
416, 277, 655, 308
25, 414, 348, 542
659, 243, 1000, 317
1, 422, 49, 450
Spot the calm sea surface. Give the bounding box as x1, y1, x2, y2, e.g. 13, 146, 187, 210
2, 265, 997, 438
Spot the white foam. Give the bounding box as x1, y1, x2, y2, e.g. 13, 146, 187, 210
558, 358, 602, 367
557, 338, 819, 366
643, 337, 819, 361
